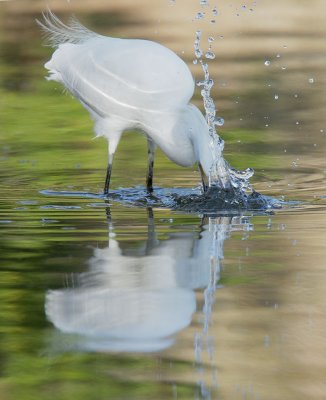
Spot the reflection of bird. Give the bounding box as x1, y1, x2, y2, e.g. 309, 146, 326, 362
38, 11, 223, 194
45, 209, 251, 352
45, 210, 222, 352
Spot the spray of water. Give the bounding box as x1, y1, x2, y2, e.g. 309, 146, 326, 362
193, 4, 254, 193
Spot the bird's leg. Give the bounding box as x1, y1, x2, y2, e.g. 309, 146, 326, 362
103, 131, 123, 196
104, 153, 114, 196
146, 139, 156, 193
199, 163, 209, 193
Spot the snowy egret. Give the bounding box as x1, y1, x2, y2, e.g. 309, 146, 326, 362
38, 11, 224, 194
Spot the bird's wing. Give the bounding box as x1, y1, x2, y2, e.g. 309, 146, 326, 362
45, 36, 195, 115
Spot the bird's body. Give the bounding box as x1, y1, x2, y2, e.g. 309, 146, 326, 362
39, 12, 222, 193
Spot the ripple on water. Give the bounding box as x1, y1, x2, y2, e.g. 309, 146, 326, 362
40, 186, 284, 213
40, 205, 82, 210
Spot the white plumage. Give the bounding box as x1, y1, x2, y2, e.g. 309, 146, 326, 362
38, 11, 217, 193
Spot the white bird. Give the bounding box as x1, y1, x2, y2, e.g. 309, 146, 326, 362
38, 11, 222, 194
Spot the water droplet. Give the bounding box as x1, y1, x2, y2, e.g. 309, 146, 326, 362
214, 117, 225, 126
195, 11, 205, 19
212, 6, 218, 16
296, 121, 300, 125
200, 0, 209, 5
308, 77, 315, 84
320, 129, 324, 133
195, 49, 203, 58
205, 50, 216, 59
274, 94, 279, 100
294, 94, 298, 98
276, 54, 281, 58
281, 66, 287, 70
264, 60, 271, 66
219, 35, 224, 39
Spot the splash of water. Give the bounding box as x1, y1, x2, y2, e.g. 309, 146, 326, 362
193, 9, 254, 193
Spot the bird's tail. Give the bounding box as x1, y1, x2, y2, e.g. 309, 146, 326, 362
36, 9, 98, 48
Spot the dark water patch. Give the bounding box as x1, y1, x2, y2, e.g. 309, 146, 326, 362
40, 186, 284, 213
172, 186, 283, 213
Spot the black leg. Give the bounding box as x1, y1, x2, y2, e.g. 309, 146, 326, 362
199, 163, 209, 193
104, 153, 114, 196
146, 139, 156, 193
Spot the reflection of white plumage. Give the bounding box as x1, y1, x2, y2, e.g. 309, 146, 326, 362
45, 212, 251, 352
45, 213, 236, 352
38, 12, 222, 194
45, 229, 209, 352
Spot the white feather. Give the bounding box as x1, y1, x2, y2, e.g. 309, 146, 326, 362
36, 10, 98, 48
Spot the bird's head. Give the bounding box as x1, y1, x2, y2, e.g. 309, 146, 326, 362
184, 104, 231, 187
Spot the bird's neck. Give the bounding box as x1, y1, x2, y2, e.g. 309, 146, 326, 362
188, 105, 231, 187
186, 105, 214, 173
